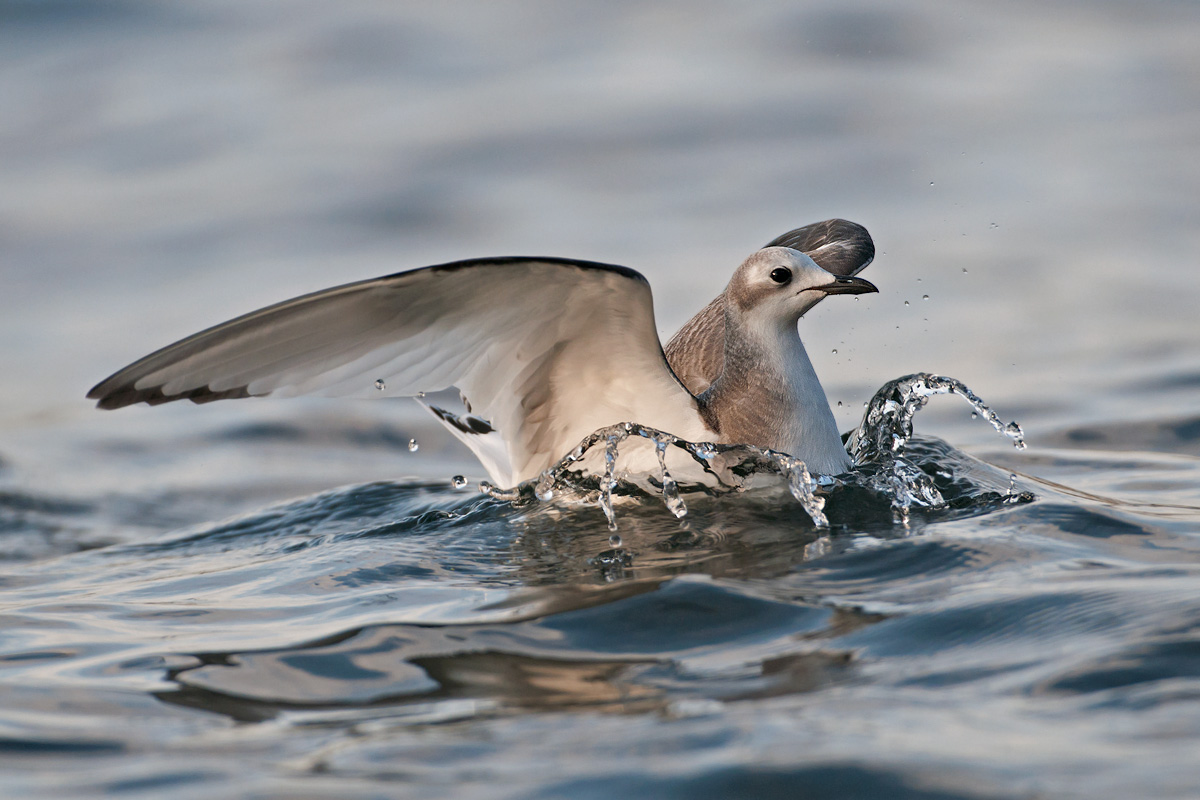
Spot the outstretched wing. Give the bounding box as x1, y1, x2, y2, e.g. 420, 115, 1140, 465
88, 257, 709, 486
665, 219, 875, 395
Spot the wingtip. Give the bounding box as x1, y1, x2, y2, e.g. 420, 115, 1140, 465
87, 382, 144, 410
86, 379, 118, 409
86, 381, 254, 410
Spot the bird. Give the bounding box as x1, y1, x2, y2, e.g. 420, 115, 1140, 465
87, 219, 876, 488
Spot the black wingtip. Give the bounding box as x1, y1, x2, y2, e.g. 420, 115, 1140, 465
88, 382, 253, 410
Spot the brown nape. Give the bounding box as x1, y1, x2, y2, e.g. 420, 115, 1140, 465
91, 384, 253, 410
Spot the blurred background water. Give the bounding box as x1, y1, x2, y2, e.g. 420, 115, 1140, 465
1, 1, 1199, 798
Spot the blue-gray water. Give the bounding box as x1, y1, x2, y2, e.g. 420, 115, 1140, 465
2, 2, 1199, 798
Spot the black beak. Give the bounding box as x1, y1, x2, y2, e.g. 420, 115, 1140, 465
816, 275, 877, 295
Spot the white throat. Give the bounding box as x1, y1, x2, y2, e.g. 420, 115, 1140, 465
770, 322, 851, 474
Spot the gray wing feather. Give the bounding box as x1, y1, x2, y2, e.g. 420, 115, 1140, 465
89, 257, 704, 486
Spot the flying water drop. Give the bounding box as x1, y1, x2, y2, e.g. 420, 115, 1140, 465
407, 439, 419, 452
374, 378, 386, 391
451, 475, 467, 489
1005, 421, 1027, 449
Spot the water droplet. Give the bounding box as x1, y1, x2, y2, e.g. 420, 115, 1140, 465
929, 181, 935, 186
407, 439, 419, 452
417, 391, 426, 398
837, 400, 843, 407
970, 411, 978, 419
831, 349, 838, 355
904, 300, 910, 307
962, 268, 968, 273
922, 294, 929, 301
451, 475, 467, 489
609, 533, 622, 548
1004, 421, 1026, 449
990, 222, 999, 229
374, 378, 386, 391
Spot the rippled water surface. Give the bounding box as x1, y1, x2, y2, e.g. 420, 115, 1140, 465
3, 2, 1200, 798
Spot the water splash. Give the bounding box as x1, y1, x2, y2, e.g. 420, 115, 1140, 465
508, 423, 829, 530
451, 475, 468, 490
652, 432, 687, 519
846, 373, 1025, 521
598, 434, 621, 531
479, 373, 1023, 531
479, 481, 521, 502
533, 473, 555, 502
847, 372, 1025, 464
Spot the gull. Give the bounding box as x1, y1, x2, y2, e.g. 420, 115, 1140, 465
88, 219, 876, 487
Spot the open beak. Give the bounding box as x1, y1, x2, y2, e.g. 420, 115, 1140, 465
815, 275, 877, 295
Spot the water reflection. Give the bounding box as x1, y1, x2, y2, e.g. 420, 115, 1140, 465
158, 579, 867, 722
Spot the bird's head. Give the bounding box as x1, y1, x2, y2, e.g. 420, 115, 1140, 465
726, 246, 877, 329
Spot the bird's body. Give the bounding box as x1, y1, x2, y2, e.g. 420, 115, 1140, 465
690, 298, 849, 474
88, 220, 876, 487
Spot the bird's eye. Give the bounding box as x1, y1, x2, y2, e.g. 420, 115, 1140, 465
769, 267, 792, 284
